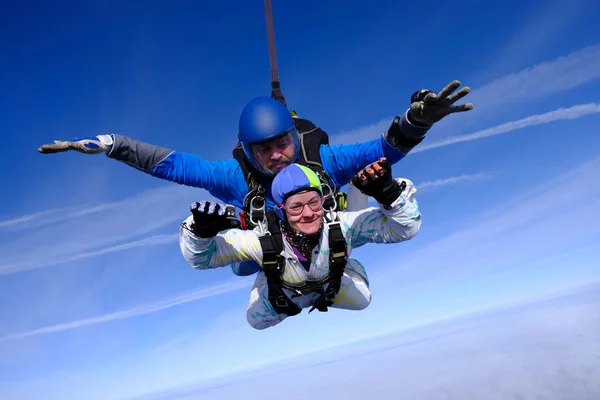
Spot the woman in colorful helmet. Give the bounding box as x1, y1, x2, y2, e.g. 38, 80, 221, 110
179, 158, 422, 329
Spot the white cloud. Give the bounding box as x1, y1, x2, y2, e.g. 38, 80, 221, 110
0, 209, 66, 228
417, 173, 493, 191
330, 118, 390, 146
413, 103, 600, 153
335, 155, 600, 356
0, 234, 178, 276
367, 172, 493, 207
0, 184, 214, 275
138, 283, 600, 400
467, 44, 600, 112
332, 102, 600, 154
330, 44, 600, 145
0, 277, 253, 343
0, 202, 134, 230
372, 156, 600, 293
472, 0, 596, 85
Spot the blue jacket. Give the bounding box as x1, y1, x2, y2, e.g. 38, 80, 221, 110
106, 112, 429, 210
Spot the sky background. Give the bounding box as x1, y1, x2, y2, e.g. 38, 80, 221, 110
1, 0, 600, 399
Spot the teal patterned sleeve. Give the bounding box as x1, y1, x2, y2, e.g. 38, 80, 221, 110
179, 216, 264, 270
339, 179, 422, 249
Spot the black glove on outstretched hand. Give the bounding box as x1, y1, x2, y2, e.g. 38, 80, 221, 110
351, 158, 405, 207
408, 80, 473, 126
189, 201, 241, 238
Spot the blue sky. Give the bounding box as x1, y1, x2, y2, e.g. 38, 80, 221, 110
1, 0, 600, 398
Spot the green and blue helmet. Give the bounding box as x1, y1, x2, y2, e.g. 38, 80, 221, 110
271, 163, 323, 221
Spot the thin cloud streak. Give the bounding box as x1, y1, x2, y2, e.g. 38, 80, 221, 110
418, 173, 493, 191
0, 185, 213, 276
0, 185, 193, 231
0, 234, 178, 276
470, 0, 593, 83
412, 103, 600, 153
0, 209, 58, 228
331, 44, 600, 145
468, 44, 600, 112
364, 172, 491, 208
374, 156, 600, 286
0, 277, 253, 342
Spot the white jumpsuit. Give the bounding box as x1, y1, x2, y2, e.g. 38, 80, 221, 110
179, 179, 422, 329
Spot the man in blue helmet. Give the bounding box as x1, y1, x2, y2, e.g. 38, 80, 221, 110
38, 80, 473, 275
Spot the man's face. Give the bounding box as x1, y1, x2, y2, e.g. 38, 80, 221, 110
251, 132, 296, 174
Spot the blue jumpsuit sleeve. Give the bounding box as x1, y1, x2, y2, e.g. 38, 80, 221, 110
320, 135, 405, 188
151, 153, 248, 208
106, 134, 248, 208
320, 111, 431, 187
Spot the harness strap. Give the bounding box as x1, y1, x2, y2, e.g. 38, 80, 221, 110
258, 211, 349, 317
259, 219, 302, 316
309, 219, 348, 313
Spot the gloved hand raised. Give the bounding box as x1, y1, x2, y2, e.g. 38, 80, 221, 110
409, 80, 473, 126
38, 135, 113, 154
351, 158, 405, 207
190, 201, 241, 238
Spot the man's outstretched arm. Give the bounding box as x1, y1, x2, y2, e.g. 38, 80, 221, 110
320, 110, 430, 187
38, 134, 248, 207
320, 80, 473, 187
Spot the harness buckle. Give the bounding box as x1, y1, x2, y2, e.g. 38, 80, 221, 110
274, 295, 291, 308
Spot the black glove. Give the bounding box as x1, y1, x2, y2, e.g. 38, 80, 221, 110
351, 158, 405, 207
408, 80, 473, 126
189, 201, 241, 238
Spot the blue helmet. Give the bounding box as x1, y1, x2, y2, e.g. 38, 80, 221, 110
238, 96, 300, 176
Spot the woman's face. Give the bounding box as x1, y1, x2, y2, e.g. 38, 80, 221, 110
284, 190, 324, 235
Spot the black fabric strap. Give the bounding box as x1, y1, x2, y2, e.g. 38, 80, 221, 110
259, 219, 302, 316
309, 220, 348, 313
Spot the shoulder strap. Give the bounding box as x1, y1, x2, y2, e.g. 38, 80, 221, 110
257, 216, 282, 277
234, 144, 267, 229
309, 214, 348, 313
327, 220, 348, 280
232, 143, 260, 189
258, 212, 302, 316
294, 118, 328, 171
